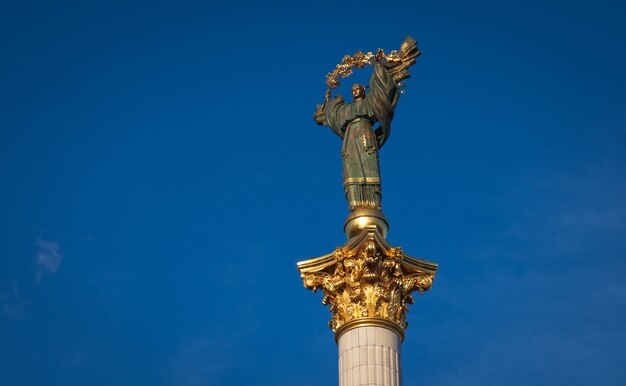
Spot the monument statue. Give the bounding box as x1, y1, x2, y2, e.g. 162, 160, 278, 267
297, 37, 438, 386
314, 37, 420, 222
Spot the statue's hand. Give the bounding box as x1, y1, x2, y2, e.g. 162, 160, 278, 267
314, 104, 326, 126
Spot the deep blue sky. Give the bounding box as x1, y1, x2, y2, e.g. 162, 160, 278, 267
1, 1, 625, 385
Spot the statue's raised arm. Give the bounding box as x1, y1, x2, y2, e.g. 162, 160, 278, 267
313, 37, 420, 229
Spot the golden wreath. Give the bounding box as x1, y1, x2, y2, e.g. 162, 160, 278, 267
323, 37, 421, 100
325, 48, 402, 91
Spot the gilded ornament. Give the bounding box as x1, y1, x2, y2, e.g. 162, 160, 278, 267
297, 226, 437, 340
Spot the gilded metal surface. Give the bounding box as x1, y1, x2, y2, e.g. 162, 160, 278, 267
335, 317, 405, 342
324, 37, 421, 93
297, 226, 437, 336
343, 208, 389, 239
344, 177, 382, 184
347, 199, 380, 210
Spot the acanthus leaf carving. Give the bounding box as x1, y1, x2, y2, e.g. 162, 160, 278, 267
297, 226, 437, 335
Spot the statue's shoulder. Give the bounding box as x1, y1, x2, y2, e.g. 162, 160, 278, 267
331, 94, 345, 104
324, 94, 347, 113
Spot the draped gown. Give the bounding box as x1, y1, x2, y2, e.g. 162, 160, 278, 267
320, 64, 399, 211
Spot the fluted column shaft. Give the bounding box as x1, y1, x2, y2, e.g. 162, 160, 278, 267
338, 326, 402, 386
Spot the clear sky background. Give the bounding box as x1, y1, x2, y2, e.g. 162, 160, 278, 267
1, 1, 625, 385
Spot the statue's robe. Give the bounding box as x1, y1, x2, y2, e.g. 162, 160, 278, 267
323, 64, 399, 211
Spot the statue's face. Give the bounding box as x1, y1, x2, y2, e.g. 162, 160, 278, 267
351, 84, 365, 100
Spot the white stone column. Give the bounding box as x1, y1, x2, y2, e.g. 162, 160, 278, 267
338, 326, 402, 386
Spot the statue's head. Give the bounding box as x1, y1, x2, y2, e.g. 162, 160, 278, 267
351, 84, 366, 101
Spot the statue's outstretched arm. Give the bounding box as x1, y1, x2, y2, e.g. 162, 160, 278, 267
313, 95, 346, 139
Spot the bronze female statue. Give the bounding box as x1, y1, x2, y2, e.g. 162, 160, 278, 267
314, 37, 419, 217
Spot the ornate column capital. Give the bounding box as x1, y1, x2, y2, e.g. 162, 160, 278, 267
297, 226, 438, 341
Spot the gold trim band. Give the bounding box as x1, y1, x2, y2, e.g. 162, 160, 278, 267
348, 200, 381, 209
334, 317, 404, 343
344, 177, 381, 184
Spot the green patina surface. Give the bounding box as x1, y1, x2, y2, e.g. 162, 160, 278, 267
316, 64, 399, 211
